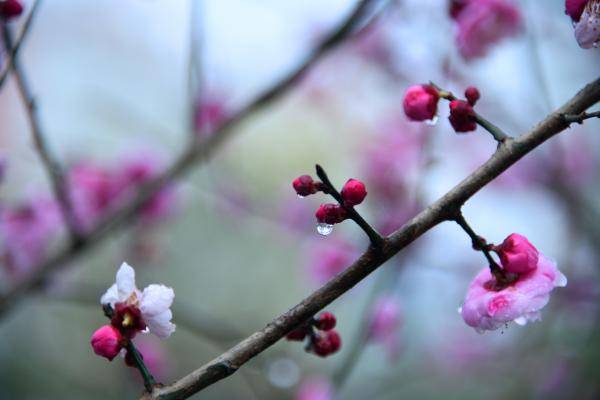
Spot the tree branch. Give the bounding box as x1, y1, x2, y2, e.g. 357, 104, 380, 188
0, 0, 41, 88
0, 0, 386, 318
1, 22, 83, 242
140, 78, 600, 400
562, 110, 600, 124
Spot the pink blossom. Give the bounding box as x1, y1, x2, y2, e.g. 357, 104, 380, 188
306, 239, 355, 285
133, 335, 169, 380
194, 95, 228, 138
368, 295, 403, 360
0, 196, 62, 276
572, 0, 600, 49
117, 154, 177, 225
296, 377, 333, 400
454, 0, 522, 60
460, 256, 567, 333
68, 162, 123, 230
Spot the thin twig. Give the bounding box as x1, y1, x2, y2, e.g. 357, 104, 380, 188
562, 110, 600, 124
431, 82, 511, 143
140, 79, 600, 400
1, 23, 82, 242
315, 164, 384, 247
0, 0, 41, 89
453, 213, 503, 277
0, 0, 386, 318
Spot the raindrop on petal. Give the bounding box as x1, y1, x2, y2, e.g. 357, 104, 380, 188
316, 223, 333, 236
425, 115, 438, 126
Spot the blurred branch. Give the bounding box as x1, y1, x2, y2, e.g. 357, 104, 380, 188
1, 22, 82, 242
0, 0, 41, 88
0, 0, 386, 319
140, 79, 600, 400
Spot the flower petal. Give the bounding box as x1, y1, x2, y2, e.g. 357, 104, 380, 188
116, 262, 137, 299
140, 284, 174, 317
100, 283, 119, 306
145, 309, 176, 339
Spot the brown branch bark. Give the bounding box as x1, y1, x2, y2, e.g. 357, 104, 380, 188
0, 0, 385, 317
0, 0, 41, 88
2, 22, 83, 242
140, 77, 600, 400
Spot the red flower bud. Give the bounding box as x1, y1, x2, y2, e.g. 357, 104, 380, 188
312, 330, 342, 357
403, 84, 440, 121
448, 100, 477, 132
464, 86, 480, 106
565, 0, 588, 22
91, 325, 124, 361
315, 204, 347, 225
293, 175, 319, 197
341, 179, 367, 207
0, 0, 23, 20
496, 233, 539, 274
314, 312, 337, 331
286, 326, 309, 341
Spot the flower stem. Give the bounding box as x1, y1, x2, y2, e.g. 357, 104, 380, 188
453, 213, 504, 278
315, 164, 384, 248
431, 82, 511, 144
125, 339, 157, 393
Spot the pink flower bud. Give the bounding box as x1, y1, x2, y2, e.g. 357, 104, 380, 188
340, 179, 367, 206
314, 312, 336, 331
464, 86, 481, 106
402, 84, 440, 121
91, 325, 124, 361
293, 175, 319, 197
565, 0, 589, 22
315, 204, 347, 225
448, 100, 477, 133
0, 0, 23, 20
496, 233, 539, 274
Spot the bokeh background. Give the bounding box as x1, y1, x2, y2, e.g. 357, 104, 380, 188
0, 0, 599, 399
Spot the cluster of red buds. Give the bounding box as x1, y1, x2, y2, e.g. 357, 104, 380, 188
286, 312, 341, 357
293, 170, 367, 236
0, 0, 23, 20
403, 84, 481, 133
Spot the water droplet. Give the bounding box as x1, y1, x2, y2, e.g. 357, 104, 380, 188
316, 223, 333, 236
425, 115, 438, 126
297, 194, 305, 198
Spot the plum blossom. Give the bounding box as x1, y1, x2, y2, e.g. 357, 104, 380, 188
368, 295, 403, 360
0, 196, 62, 277
296, 377, 333, 400
101, 262, 176, 339
460, 255, 567, 333
453, 0, 522, 60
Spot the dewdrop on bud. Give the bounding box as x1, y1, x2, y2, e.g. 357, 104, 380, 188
317, 223, 334, 236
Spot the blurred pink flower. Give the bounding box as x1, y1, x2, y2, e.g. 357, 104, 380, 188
117, 153, 177, 225
368, 295, 403, 360
68, 162, 123, 231
68, 152, 177, 230
133, 335, 169, 380
194, 95, 229, 138
460, 256, 567, 333
0, 196, 62, 276
306, 239, 356, 285
454, 0, 522, 60
296, 377, 333, 400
